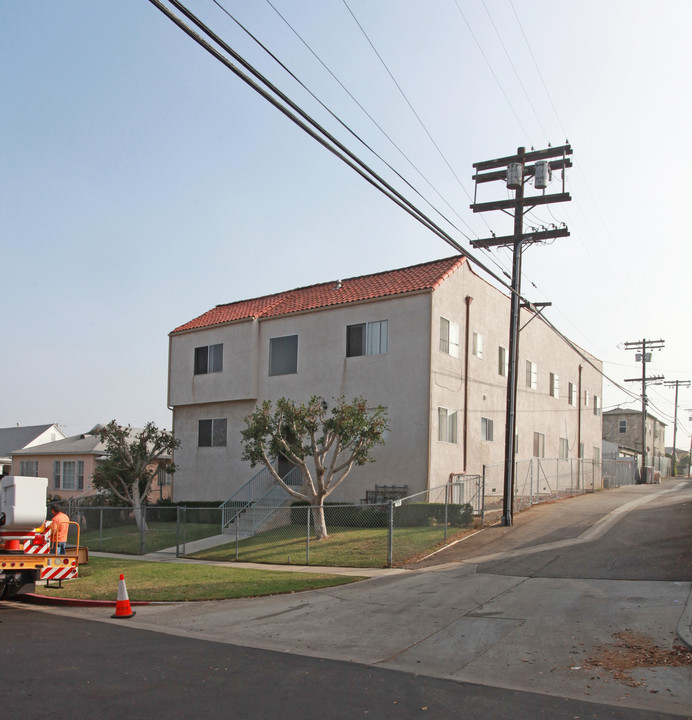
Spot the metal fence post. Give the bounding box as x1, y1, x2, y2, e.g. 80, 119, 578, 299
235, 510, 239, 560
481, 466, 486, 525
181, 506, 186, 556
306, 506, 311, 565
99, 507, 103, 548
387, 501, 394, 568
444, 484, 449, 541
139, 506, 146, 555
176, 505, 181, 557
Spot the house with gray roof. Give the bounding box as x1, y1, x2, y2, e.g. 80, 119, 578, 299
0, 423, 66, 475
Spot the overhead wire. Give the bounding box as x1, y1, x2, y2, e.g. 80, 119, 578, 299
146, 0, 520, 295
261, 0, 480, 239
150, 0, 645, 410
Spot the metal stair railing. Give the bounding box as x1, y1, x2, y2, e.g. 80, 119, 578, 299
221, 465, 302, 530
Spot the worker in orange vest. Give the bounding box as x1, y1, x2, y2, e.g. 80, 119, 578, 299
47, 504, 69, 555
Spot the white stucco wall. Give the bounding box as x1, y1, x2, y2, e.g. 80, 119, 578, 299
170, 292, 433, 502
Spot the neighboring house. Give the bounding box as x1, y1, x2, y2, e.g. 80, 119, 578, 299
168, 256, 603, 504
0, 423, 67, 475
603, 409, 666, 467
11, 424, 173, 501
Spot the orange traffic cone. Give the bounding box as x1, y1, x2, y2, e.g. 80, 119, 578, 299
111, 573, 136, 619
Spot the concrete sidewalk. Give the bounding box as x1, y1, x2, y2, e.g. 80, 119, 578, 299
28, 480, 692, 716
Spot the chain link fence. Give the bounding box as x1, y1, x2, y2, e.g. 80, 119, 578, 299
481, 456, 639, 520
57, 458, 642, 566
59, 483, 476, 567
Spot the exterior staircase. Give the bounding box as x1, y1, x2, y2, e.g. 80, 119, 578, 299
221, 466, 302, 539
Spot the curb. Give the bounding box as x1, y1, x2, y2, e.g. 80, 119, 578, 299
15, 593, 151, 608
677, 585, 692, 651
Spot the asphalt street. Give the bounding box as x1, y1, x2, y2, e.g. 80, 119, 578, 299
3, 479, 691, 719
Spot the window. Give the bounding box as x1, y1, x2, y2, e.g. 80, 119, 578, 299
269, 335, 298, 375
19, 460, 38, 476
61, 461, 75, 490
593, 447, 601, 463
549, 372, 560, 399
498, 347, 508, 377
481, 417, 494, 442
438, 408, 457, 443
568, 382, 577, 406
526, 360, 537, 389
53, 460, 61, 490
198, 418, 227, 447
559, 438, 569, 460
533, 432, 545, 458
439, 317, 459, 358
593, 396, 600, 416
194, 344, 223, 375
472, 332, 483, 358
78, 460, 84, 490
619, 419, 627, 433
584, 390, 590, 408
347, 320, 388, 357
158, 467, 172, 487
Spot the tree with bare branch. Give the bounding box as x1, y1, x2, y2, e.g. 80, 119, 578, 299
240, 396, 388, 539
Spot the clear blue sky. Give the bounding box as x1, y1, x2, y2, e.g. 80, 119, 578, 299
2, 1, 690, 447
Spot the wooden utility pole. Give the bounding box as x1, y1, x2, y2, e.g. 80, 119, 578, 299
470, 144, 572, 526
663, 380, 690, 475
624, 339, 665, 479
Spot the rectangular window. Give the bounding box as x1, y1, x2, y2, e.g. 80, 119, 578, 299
194, 344, 223, 375
53, 460, 61, 489
347, 320, 388, 357
269, 335, 298, 375
62, 461, 75, 490
619, 419, 627, 433
559, 437, 569, 460
533, 432, 545, 458
498, 346, 508, 377
593, 447, 601, 463
568, 382, 577, 406
526, 360, 537, 390
439, 317, 460, 358
472, 332, 483, 358
78, 460, 84, 490
550, 372, 560, 399
584, 390, 590, 408
19, 460, 38, 476
438, 408, 457, 444
198, 418, 227, 447
593, 396, 600, 416
481, 417, 494, 442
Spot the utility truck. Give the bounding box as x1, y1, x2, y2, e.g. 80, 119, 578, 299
0, 475, 81, 599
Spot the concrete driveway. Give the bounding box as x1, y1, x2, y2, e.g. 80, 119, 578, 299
25, 479, 692, 717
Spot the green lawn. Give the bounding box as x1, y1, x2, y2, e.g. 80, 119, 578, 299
35, 557, 364, 602
190, 524, 473, 567
78, 521, 220, 555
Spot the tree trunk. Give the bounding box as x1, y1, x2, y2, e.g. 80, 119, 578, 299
311, 501, 328, 540
133, 501, 148, 532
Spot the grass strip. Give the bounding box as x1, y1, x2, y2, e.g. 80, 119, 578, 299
34, 557, 364, 602
190, 525, 474, 567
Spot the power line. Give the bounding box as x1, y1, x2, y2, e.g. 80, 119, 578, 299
342, 0, 479, 206
261, 0, 480, 239
454, 0, 531, 143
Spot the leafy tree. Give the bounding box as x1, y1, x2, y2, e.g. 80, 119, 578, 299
241, 396, 389, 539
92, 421, 179, 530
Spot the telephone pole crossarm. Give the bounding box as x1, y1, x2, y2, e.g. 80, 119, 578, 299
472, 228, 569, 249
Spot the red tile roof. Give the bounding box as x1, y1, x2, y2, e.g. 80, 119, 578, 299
172, 256, 465, 334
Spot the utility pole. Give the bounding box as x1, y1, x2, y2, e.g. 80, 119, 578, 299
470, 144, 572, 526
664, 380, 691, 475
624, 339, 665, 479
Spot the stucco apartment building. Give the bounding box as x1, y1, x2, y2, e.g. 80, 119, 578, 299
168, 256, 603, 504
602, 408, 666, 466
